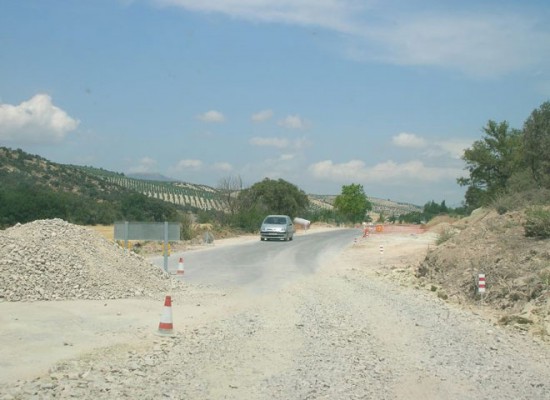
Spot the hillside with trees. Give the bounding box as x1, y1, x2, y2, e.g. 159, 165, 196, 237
0, 148, 187, 229
1, 147, 425, 233
415, 100, 550, 339
458, 101, 550, 214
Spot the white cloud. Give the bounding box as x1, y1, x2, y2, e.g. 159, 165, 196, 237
392, 131, 472, 160
432, 139, 472, 160
251, 109, 273, 122
212, 162, 233, 172
158, 1, 550, 77
128, 157, 157, 173
174, 159, 203, 171
364, 12, 550, 77
278, 115, 308, 130
250, 136, 289, 148
155, 0, 364, 33
308, 159, 462, 184
280, 153, 295, 161
292, 137, 312, 150
197, 110, 225, 123
392, 132, 426, 148
0, 94, 79, 145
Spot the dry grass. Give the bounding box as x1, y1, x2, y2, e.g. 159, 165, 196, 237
87, 225, 114, 241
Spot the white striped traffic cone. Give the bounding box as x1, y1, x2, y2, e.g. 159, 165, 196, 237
176, 257, 185, 276
157, 295, 174, 336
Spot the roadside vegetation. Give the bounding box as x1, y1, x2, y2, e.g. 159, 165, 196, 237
2, 101, 548, 239
415, 100, 550, 339
457, 101, 550, 231
0, 148, 408, 236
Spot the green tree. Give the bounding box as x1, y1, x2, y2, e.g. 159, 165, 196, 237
333, 184, 372, 223
422, 200, 449, 220
232, 178, 309, 231
457, 120, 524, 210
238, 178, 309, 217
523, 101, 550, 189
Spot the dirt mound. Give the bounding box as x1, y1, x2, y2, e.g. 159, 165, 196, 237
417, 208, 550, 339
0, 219, 183, 302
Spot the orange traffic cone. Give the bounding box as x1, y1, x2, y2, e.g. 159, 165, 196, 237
176, 257, 185, 276
157, 295, 174, 336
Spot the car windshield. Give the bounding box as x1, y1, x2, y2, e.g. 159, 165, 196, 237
265, 217, 286, 224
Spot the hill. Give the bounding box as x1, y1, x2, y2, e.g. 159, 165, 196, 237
1, 147, 420, 228
307, 195, 421, 217
0, 147, 185, 228
74, 165, 225, 211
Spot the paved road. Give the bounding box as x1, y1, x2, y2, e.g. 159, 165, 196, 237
151, 229, 358, 293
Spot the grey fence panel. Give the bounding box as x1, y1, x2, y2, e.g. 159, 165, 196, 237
114, 222, 181, 241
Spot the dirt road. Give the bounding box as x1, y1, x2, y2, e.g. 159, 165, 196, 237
1, 229, 549, 399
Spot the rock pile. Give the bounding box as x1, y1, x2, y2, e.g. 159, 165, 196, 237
0, 219, 181, 302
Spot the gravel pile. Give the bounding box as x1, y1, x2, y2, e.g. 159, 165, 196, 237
0, 219, 180, 301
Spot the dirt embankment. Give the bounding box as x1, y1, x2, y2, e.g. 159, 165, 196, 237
418, 208, 550, 340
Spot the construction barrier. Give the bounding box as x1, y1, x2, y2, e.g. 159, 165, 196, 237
157, 295, 174, 336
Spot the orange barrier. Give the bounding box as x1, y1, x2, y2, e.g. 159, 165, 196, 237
372, 224, 426, 234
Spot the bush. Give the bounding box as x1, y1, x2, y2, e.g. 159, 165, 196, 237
524, 207, 550, 238
436, 228, 455, 245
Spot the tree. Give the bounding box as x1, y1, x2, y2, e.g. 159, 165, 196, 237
457, 120, 524, 209
333, 184, 372, 223
217, 175, 243, 215
237, 178, 309, 220
523, 101, 550, 188
422, 200, 449, 220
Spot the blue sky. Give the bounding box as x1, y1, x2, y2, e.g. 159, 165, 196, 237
1, 1, 549, 206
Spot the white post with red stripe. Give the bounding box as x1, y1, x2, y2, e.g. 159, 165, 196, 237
378, 244, 384, 265
176, 257, 185, 276
477, 273, 486, 295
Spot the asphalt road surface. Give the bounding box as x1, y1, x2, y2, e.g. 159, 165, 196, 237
151, 228, 358, 293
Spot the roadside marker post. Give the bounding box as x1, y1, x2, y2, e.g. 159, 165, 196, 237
477, 273, 486, 296
176, 257, 185, 276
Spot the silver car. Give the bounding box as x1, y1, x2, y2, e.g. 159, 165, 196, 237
260, 215, 294, 241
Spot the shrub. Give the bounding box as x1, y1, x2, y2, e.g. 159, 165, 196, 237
436, 228, 455, 245
524, 207, 550, 238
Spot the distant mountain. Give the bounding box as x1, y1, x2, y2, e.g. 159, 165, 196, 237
308, 195, 421, 216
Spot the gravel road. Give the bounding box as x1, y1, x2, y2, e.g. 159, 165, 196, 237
1, 229, 549, 399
